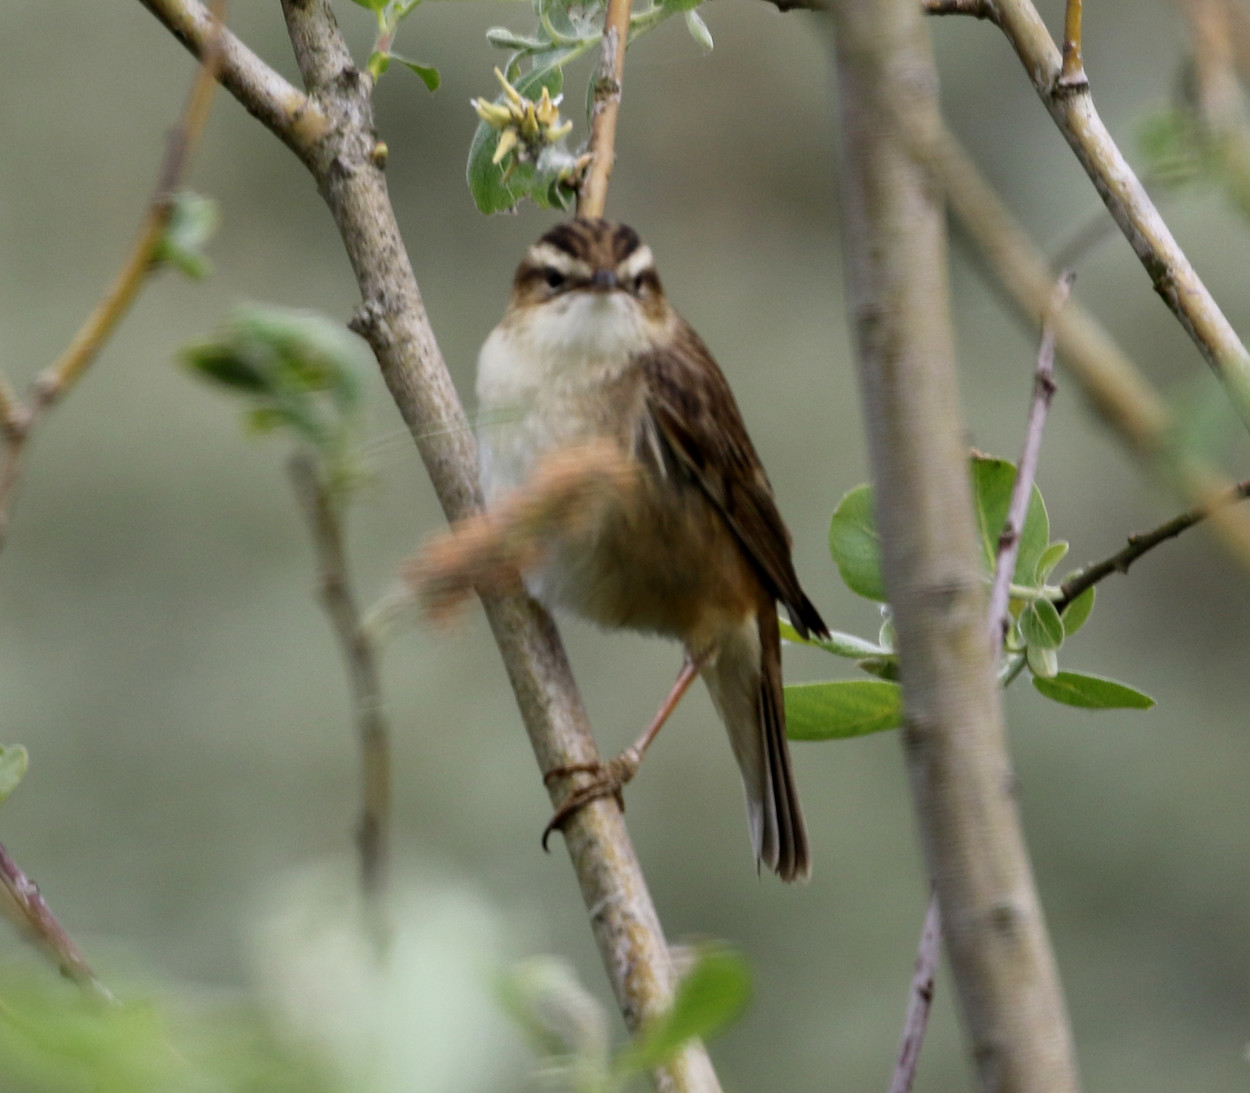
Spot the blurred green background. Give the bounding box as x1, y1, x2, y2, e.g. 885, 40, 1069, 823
1, 0, 1248, 1088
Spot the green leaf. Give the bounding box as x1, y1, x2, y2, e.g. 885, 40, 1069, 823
366, 50, 390, 79
485, 26, 548, 50
182, 344, 269, 393
391, 54, 440, 91
1020, 598, 1064, 651
1032, 671, 1155, 710
154, 190, 218, 279
683, 8, 713, 51
1035, 540, 1069, 584
829, 485, 886, 602
1026, 643, 1058, 679
627, 947, 751, 1071
1060, 586, 1095, 637
778, 619, 885, 658
784, 680, 903, 740
348, 0, 388, 10
970, 456, 1050, 588
0, 745, 29, 807
466, 62, 568, 215
856, 657, 899, 681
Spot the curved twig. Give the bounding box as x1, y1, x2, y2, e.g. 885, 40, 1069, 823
0, 1, 230, 550
1056, 477, 1250, 612
288, 455, 391, 938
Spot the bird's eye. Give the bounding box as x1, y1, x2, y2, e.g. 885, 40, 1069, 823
632, 275, 647, 295
544, 268, 566, 290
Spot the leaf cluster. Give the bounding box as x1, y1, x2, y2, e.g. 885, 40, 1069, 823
467, 0, 711, 214
182, 305, 370, 495
785, 456, 1153, 743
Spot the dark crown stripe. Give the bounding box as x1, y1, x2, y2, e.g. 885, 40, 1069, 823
538, 219, 642, 267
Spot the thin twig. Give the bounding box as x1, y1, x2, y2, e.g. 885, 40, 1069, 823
0, 1, 228, 549
888, 891, 942, 1093
288, 455, 391, 932
1057, 0, 1087, 89
990, 0, 1250, 434
986, 270, 1074, 654
1056, 476, 1250, 611
0, 841, 111, 1001
578, 0, 634, 218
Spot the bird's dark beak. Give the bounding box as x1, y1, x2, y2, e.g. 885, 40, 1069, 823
590, 269, 618, 292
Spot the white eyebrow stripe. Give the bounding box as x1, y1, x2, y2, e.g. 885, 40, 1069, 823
616, 244, 655, 280
527, 243, 592, 278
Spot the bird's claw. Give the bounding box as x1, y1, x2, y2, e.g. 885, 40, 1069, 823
540, 749, 641, 850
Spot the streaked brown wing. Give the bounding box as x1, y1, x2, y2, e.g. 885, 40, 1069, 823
636, 320, 827, 639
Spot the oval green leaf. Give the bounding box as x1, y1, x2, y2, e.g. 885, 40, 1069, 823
778, 619, 885, 658
1035, 540, 1069, 584
629, 947, 751, 1070
785, 680, 903, 740
0, 744, 29, 807
393, 55, 440, 91
1026, 643, 1059, 679
1032, 671, 1155, 710
970, 456, 1050, 588
828, 485, 886, 602
1060, 586, 1095, 637
1020, 598, 1064, 651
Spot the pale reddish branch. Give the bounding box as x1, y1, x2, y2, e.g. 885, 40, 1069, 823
141, 1, 721, 1087
0, 841, 110, 1000
579, 0, 634, 218
986, 271, 1074, 654
1055, 477, 1250, 612
0, 0, 229, 550
288, 455, 391, 928
888, 891, 942, 1093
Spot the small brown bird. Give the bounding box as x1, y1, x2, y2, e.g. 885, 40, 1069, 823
476, 219, 828, 881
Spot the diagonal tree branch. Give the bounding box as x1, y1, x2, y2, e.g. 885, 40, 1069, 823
142, 1, 720, 1088
988, 0, 1250, 432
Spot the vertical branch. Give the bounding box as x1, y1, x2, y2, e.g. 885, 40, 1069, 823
578, 0, 634, 218
986, 272, 1073, 654
888, 891, 942, 1093
830, 1, 1082, 1089
288, 456, 391, 930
